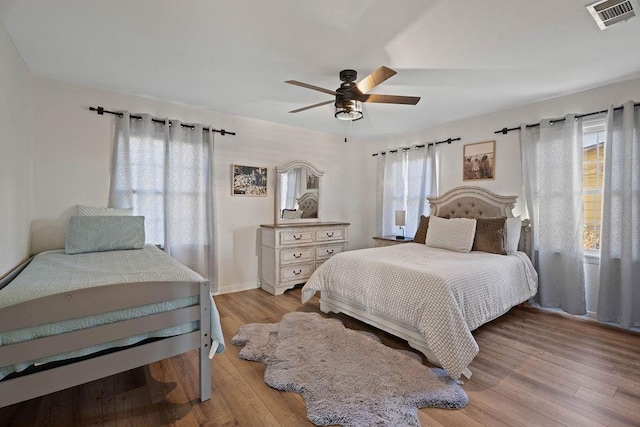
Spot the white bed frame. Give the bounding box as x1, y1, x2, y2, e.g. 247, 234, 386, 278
0, 258, 212, 408
319, 186, 531, 378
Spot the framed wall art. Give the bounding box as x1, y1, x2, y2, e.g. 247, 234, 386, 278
232, 164, 268, 196
463, 140, 495, 181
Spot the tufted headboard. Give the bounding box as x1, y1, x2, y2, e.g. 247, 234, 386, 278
297, 192, 318, 219
427, 186, 531, 257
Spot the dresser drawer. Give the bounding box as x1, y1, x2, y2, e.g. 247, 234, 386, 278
281, 247, 314, 264
315, 228, 345, 242
280, 231, 314, 246
280, 263, 314, 282
316, 244, 345, 260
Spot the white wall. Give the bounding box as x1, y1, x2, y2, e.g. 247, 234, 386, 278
0, 20, 32, 276
29, 77, 369, 293
363, 76, 640, 313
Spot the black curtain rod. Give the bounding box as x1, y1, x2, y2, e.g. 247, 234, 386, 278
494, 102, 640, 135
371, 137, 461, 157
89, 106, 236, 136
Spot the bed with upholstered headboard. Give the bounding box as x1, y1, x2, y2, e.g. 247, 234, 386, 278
301, 186, 537, 380
297, 191, 319, 218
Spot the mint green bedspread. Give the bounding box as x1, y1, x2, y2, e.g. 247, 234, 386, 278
0, 245, 225, 380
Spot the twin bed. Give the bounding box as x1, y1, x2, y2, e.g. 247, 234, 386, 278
0, 216, 224, 408
302, 186, 538, 379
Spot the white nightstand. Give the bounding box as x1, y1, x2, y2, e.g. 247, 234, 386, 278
372, 235, 414, 247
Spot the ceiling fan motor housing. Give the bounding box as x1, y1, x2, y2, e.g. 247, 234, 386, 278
336, 69, 364, 106
339, 69, 358, 82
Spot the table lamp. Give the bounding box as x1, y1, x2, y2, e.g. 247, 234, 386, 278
395, 210, 406, 240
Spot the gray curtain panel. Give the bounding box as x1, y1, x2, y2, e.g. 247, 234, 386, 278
376, 144, 437, 238
520, 115, 586, 315
597, 101, 640, 330
109, 112, 217, 289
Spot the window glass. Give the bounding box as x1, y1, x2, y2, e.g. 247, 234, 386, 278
582, 120, 605, 251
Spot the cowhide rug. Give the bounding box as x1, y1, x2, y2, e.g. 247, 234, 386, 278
231, 312, 468, 427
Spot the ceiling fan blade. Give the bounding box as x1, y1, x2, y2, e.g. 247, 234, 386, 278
285, 80, 338, 96
361, 94, 420, 105
289, 100, 335, 113
356, 66, 397, 94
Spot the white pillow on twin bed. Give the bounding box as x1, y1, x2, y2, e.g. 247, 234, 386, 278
505, 216, 522, 254
425, 216, 477, 253
77, 205, 133, 216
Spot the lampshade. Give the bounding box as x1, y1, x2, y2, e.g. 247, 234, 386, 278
395, 210, 406, 226
335, 99, 363, 121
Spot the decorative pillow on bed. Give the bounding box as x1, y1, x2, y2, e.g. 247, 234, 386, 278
472, 217, 507, 255
65, 216, 145, 255
282, 209, 303, 219
413, 215, 430, 244
505, 216, 522, 254
425, 216, 477, 253
77, 205, 133, 216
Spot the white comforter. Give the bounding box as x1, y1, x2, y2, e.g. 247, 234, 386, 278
302, 243, 538, 379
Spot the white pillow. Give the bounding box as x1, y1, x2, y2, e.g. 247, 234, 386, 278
505, 216, 522, 254
282, 209, 303, 219
425, 216, 477, 253
77, 205, 133, 216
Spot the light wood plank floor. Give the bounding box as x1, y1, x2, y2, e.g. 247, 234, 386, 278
1, 286, 640, 426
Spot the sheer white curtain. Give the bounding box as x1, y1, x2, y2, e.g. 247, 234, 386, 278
597, 101, 640, 329
376, 144, 437, 238
521, 115, 586, 315
280, 168, 303, 210
109, 112, 217, 288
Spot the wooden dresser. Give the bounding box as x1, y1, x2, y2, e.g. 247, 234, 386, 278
260, 222, 350, 295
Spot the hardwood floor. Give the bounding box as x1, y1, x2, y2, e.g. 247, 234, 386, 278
2, 286, 640, 426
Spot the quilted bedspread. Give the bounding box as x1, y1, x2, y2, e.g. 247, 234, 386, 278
302, 243, 538, 379
0, 246, 225, 379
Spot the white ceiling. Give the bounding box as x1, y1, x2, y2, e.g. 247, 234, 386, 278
2, 0, 640, 138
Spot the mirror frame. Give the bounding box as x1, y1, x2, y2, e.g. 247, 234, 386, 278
274, 160, 324, 225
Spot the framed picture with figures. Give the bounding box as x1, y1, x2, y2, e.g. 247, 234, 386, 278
232, 164, 267, 196
463, 140, 495, 181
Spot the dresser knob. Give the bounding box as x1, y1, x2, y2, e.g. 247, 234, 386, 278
326, 249, 334, 254
293, 253, 302, 258
293, 269, 302, 275
293, 234, 302, 240
326, 232, 334, 237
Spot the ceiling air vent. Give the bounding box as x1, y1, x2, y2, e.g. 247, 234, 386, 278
587, 0, 637, 30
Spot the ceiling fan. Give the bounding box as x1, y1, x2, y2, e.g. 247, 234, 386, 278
285, 66, 420, 121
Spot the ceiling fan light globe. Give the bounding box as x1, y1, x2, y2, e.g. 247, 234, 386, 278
334, 100, 363, 121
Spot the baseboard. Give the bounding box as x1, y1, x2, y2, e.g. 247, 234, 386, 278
213, 282, 260, 295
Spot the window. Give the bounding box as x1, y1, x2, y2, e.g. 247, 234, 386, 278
129, 133, 166, 247
582, 119, 605, 251
378, 146, 437, 238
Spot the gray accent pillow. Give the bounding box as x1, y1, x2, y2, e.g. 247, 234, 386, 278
65, 216, 145, 255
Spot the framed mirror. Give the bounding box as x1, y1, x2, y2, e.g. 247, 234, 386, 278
275, 161, 324, 224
